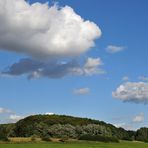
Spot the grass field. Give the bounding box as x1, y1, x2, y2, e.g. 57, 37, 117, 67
0, 141, 148, 148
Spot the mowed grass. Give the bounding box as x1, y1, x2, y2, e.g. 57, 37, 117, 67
0, 141, 148, 148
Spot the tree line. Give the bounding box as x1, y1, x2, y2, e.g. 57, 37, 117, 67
0, 114, 148, 142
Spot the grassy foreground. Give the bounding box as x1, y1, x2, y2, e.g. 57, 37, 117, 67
0, 141, 148, 148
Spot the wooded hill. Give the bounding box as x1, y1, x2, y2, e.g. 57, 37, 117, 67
0, 114, 148, 142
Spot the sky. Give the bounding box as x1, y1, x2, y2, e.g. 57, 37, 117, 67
0, 0, 148, 130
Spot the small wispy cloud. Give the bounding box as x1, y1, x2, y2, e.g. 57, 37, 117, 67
133, 113, 144, 123
45, 112, 54, 115
73, 87, 90, 95
122, 76, 129, 81
0, 107, 13, 114
106, 45, 126, 53
0, 107, 25, 123
114, 122, 134, 130
139, 76, 148, 81
9, 114, 25, 123
114, 112, 144, 130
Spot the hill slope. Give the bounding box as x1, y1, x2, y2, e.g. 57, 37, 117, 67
2, 114, 133, 140
1, 114, 147, 142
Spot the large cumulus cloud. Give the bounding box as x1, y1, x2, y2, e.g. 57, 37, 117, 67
0, 0, 101, 58
112, 82, 148, 104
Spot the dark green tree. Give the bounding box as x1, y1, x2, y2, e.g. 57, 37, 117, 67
0, 126, 9, 141
136, 127, 148, 142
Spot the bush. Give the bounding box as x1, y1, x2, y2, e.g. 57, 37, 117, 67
79, 134, 119, 143
41, 134, 51, 141
0, 136, 9, 141
122, 136, 133, 141
41, 136, 52, 141
59, 137, 69, 143
31, 134, 37, 141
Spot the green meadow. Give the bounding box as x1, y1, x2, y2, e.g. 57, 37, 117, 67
0, 141, 148, 148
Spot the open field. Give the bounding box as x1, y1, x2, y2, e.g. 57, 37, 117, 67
0, 141, 148, 148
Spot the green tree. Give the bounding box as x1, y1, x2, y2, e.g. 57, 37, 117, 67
136, 127, 148, 142
0, 126, 9, 141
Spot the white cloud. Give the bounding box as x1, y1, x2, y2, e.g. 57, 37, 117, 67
133, 113, 144, 123
74, 87, 90, 95
0, 107, 12, 114
114, 122, 126, 128
0, 0, 101, 58
139, 76, 148, 81
106, 45, 125, 53
114, 122, 134, 130
0, 107, 25, 123
113, 113, 145, 130
1, 57, 104, 79
9, 114, 25, 122
83, 57, 104, 75
45, 112, 54, 115
112, 82, 148, 104
122, 76, 129, 81
0, 0, 104, 79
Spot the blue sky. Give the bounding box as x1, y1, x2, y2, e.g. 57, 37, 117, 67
0, 0, 148, 130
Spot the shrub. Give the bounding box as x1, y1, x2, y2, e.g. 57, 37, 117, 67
31, 134, 37, 141
0, 136, 9, 141
79, 134, 119, 143
41, 136, 51, 141
41, 134, 51, 141
59, 137, 69, 143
